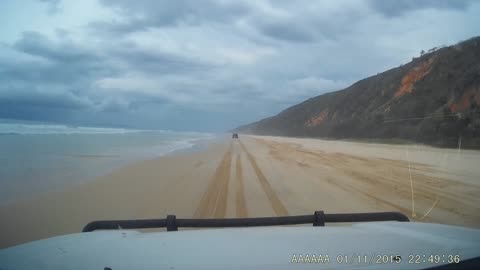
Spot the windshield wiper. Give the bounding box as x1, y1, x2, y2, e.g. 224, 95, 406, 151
82, 211, 409, 232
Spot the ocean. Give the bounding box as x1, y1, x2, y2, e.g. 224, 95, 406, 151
0, 121, 214, 205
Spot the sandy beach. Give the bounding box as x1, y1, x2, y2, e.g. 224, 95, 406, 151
1, 135, 479, 249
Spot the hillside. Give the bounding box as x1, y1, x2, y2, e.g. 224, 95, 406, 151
235, 37, 480, 148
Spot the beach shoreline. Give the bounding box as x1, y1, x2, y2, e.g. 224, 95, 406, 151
1, 135, 479, 249
0, 131, 217, 206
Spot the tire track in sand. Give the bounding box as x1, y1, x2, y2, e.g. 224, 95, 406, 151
235, 153, 248, 217
239, 140, 289, 216
194, 143, 232, 218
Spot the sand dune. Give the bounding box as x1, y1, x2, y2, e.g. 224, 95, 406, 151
1, 135, 479, 249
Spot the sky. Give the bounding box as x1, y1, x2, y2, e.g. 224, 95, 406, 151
0, 0, 479, 131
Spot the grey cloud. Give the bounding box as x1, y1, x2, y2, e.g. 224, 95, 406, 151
55, 28, 70, 39
1, 0, 479, 131
38, 0, 61, 15
95, 0, 251, 33
0, 31, 197, 123
368, 0, 474, 17
248, 2, 367, 44
259, 21, 315, 43
110, 45, 211, 75
89, 19, 151, 35
0, 60, 107, 86
97, 97, 133, 112
0, 31, 121, 121
5, 31, 116, 85
93, 0, 359, 45
0, 88, 93, 110
13, 32, 97, 63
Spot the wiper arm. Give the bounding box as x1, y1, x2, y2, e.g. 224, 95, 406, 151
82, 211, 409, 232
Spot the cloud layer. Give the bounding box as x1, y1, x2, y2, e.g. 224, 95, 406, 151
0, 0, 479, 131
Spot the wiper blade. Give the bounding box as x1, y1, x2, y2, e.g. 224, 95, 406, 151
82, 211, 409, 232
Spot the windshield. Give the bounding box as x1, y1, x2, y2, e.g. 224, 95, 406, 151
0, 0, 479, 268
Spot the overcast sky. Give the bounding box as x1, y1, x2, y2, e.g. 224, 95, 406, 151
0, 0, 479, 131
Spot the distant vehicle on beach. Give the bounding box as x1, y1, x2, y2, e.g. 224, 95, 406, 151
232, 133, 239, 139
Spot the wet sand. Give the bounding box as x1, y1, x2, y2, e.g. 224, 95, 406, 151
1, 135, 479, 248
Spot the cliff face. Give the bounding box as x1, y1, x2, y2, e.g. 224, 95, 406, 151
235, 37, 480, 148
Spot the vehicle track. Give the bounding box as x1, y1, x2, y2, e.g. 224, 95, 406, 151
194, 143, 232, 218
235, 153, 248, 217
239, 140, 289, 216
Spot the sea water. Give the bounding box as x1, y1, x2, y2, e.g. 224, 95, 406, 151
0, 120, 213, 204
